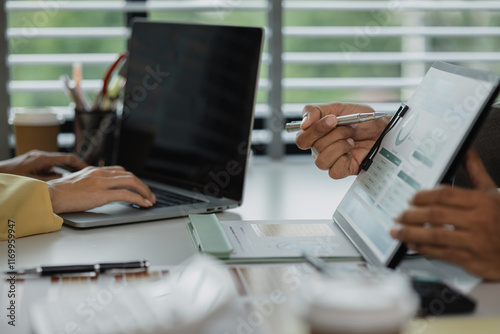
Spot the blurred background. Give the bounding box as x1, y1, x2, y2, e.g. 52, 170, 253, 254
2, 0, 500, 159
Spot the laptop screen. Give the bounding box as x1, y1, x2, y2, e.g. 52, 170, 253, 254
118, 21, 263, 202
333, 62, 500, 268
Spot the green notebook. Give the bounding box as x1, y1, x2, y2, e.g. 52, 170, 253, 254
187, 214, 234, 259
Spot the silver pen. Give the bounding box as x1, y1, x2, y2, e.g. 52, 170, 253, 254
285, 112, 390, 133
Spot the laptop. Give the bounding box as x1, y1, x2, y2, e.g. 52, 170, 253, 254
62, 21, 264, 228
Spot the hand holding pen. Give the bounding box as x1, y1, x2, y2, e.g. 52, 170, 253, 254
285, 112, 389, 132
294, 103, 391, 179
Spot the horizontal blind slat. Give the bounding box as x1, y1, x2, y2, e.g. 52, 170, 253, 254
10, 26, 498, 39
284, 1, 500, 11
8, 79, 271, 92
4, 71, 457, 94
8, 53, 121, 66
9, 78, 419, 92
7, 27, 130, 39
9, 80, 103, 92
283, 77, 421, 90
6, 1, 268, 12
8, 53, 269, 65
7, 1, 500, 12
283, 52, 500, 64
15, 51, 500, 67
284, 26, 500, 38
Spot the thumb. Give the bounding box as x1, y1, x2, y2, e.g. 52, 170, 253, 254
301, 105, 323, 130
465, 148, 497, 190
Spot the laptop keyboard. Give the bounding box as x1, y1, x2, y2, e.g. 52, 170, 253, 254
152, 187, 204, 207
126, 187, 205, 209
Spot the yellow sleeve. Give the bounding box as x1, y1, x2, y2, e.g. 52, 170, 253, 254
0, 174, 63, 241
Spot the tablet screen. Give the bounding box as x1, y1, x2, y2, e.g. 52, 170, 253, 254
334, 62, 500, 267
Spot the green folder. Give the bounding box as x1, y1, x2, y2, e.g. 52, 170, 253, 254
187, 214, 234, 259
187, 214, 363, 263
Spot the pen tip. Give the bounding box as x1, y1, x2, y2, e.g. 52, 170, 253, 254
374, 112, 390, 116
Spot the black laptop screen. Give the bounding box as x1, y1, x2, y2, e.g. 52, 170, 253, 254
118, 21, 262, 202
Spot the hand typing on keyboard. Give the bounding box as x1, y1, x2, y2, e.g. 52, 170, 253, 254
48, 166, 157, 213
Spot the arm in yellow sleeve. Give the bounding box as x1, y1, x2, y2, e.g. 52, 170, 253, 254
0, 173, 62, 241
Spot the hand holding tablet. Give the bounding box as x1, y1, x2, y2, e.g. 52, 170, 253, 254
298, 62, 500, 273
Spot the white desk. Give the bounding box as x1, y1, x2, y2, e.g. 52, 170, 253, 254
2, 158, 355, 268
1, 158, 499, 334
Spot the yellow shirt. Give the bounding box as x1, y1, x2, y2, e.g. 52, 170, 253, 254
0, 174, 62, 241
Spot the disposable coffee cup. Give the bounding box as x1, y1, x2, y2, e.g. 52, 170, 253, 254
9, 109, 64, 155
299, 271, 419, 334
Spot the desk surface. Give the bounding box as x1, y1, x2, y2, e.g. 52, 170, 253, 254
1, 158, 499, 332
4, 158, 355, 268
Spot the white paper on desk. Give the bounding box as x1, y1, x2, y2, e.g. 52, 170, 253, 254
220, 220, 360, 259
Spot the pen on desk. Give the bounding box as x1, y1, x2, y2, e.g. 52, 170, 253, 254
285, 112, 391, 133
3, 260, 149, 276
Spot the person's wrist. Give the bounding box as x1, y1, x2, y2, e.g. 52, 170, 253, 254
46, 181, 62, 214
0, 161, 13, 174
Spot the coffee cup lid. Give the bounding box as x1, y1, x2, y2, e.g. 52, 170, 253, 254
9, 109, 64, 126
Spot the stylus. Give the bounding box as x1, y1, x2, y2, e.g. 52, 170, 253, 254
302, 252, 334, 277
285, 112, 390, 133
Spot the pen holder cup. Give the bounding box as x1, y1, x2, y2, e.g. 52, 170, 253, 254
74, 109, 118, 166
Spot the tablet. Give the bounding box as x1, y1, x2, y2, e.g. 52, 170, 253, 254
333, 62, 500, 268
